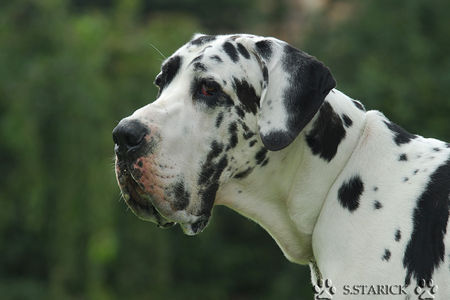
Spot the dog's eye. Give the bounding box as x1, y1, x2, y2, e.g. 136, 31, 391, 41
198, 81, 219, 97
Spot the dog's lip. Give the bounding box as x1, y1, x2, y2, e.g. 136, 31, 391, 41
120, 170, 175, 228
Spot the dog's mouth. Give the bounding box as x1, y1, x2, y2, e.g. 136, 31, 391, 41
117, 166, 175, 228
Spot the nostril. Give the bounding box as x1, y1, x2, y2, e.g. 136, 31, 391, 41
125, 130, 146, 147
112, 119, 149, 153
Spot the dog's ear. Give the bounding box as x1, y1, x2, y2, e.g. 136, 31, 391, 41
249, 38, 336, 151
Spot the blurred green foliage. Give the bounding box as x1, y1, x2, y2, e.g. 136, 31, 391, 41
0, 0, 448, 299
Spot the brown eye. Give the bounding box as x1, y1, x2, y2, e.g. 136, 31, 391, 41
198, 80, 220, 98
201, 83, 217, 96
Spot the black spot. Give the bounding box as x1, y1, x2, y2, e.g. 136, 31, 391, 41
190, 35, 216, 46
234, 167, 254, 179
215, 112, 224, 128
446, 143, 450, 148
235, 106, 245, 118
395, 230, 401, 242
433, 147, 441, 152
384, 121, 417, 146
223, 42, 239, 62
197, 154, 228, 217
205, 141, 223, 162
352, 100, 365, 111
210, 55, 223, 63
249, 140, 257, 147
193, 62, 207, 72
262, 65, 268, 84
228, 122, 238, 148
413, 169, 419, 175
403, 177, 409, 182
255, 40, 272, 60
172, 180, 190, 210
399, 153, 408, 161
342, 114, 353, 127
237, 43, 250, 59
403, 157, 450, 286
373, 186, 379, 192
382, 249, 391, 261
137, 161, 143, 167
255, 148, 268, 165
159, 55, 182, 91
374, 200, 382, 209
305, 102, 346, 162
338, 175, 364, 212
233, 78, 260, 114
243, 131, 255, 140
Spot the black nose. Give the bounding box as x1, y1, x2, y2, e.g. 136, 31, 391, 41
112, 119, 148, 156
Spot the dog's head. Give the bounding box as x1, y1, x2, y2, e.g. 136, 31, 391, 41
112, 34, 335, 235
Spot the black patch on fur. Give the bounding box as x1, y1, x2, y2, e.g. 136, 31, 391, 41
255, 40, 272, 60
198, 155, 228, 216
215, 112, 224, 128
235, 106, 245, 119
403, 157, 450, 286
262, 65, 268, 83
223, 42, 239, 62
234, 167, 254, 179
237, 43, 250, 59
374, 186, 379, 192
193, 62, 207, 72
352, 100, 365, 111
338, 175, 364, 212
342, 114, 353, 127
172, 180, 190, 210
413, 169, 419, 175
210, 55, 223, 63
305, 102, 346, 162
255, 148, 268, 165
190, 35, 216, 46
374, 200, 382, 209
233, 78, 259, 114
243, 131, 255, 140
384, 121, 417, 146
249, 140, 257, 147
228, 122, 238, 148
382, 249, 391, 261
403, 177, 409, 182
395, 230, 401, 242
399, 153, 408, 161
433, 147, 441, 152
159, 55, 182, 91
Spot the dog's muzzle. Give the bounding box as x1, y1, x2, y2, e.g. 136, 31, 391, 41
112, 119, 175, 228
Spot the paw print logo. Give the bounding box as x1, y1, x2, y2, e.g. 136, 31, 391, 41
313, 279, 336, 300
414, 279, 438, 300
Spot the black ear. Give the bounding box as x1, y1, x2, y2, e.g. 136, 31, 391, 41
255, 42, 336, 151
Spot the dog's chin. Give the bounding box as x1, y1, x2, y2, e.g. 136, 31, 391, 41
121, 175, 175, 228
179, 217, 210, 236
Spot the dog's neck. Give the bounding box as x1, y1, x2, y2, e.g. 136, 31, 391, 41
216, 89, 367, 264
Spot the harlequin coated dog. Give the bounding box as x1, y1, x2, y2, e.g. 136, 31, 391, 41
113, 34, 450, 299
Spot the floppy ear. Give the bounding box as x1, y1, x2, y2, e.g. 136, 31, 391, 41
250, 39, 336, 151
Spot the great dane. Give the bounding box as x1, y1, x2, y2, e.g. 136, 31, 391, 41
112, 34, 450, 299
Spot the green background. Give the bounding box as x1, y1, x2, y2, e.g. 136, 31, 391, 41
1, 0, 449, 299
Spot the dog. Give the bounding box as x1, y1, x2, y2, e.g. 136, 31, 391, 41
112, 34, 450, 299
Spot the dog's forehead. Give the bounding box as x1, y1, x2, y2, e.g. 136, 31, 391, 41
164, 34, 261, 74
